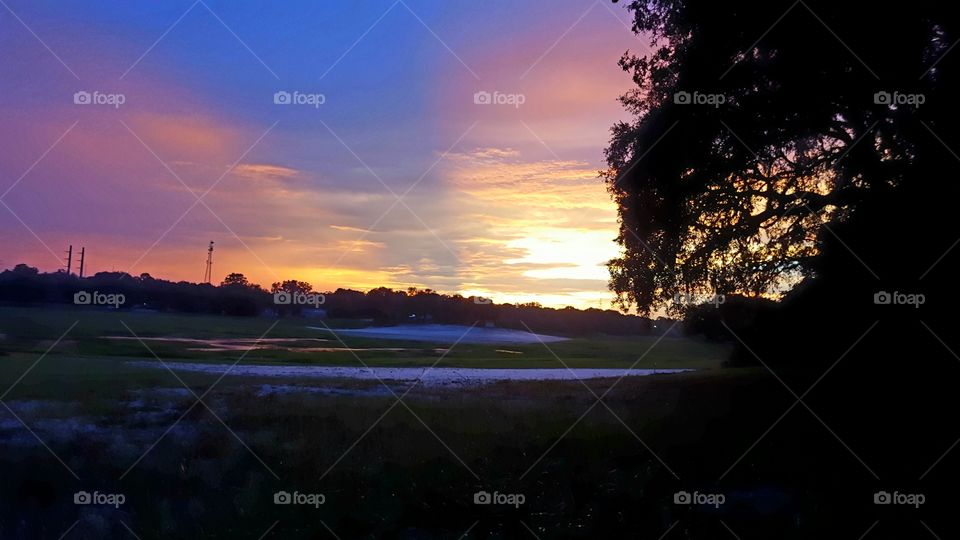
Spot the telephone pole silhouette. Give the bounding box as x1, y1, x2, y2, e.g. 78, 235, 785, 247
64, 245, 72, 274
203, 241, 214, 284
78, 247, 86, 278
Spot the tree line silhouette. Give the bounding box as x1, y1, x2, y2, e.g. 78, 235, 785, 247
0, 264, 669, 336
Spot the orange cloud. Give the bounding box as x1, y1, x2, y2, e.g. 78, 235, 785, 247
233, 163, 300, 181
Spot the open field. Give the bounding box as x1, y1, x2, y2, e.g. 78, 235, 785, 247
3, 305, 864, 539
0, 306, 730, 370
0, 350, 793, 538
0, 306, 926, 538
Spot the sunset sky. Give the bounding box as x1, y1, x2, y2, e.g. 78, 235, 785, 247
0, 0, 646, 309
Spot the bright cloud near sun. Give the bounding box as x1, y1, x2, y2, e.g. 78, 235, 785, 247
443, 148, 620, 309
506, 229, 619, 281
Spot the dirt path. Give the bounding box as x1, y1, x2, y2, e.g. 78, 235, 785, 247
128, 361, 691, 386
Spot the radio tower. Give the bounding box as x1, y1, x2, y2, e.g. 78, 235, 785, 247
203, 241, 214, 284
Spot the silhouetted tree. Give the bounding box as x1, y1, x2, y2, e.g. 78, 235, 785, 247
11, 264, 39, 276
221, 272, 250, 287
605, 3, 958, 535
606, 0, 956, 318
270, 280, 313, 295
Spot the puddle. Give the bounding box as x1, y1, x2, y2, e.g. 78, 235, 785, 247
103, 336, 331, 352
102, 336, 448, 353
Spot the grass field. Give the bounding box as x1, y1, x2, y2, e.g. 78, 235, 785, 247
1, 305, 818, 539
0, 305, 729, 369
0, 361, 783, 539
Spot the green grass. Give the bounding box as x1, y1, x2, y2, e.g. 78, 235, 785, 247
0, 305, 730, 369
0, 306, 802, 539
0, 356, 779, 539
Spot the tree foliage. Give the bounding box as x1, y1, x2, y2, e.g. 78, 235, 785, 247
221, 272, 251, 288
605, 0, 957, 315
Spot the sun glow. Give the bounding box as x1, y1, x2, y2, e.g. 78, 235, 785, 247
505, 229, 618, 281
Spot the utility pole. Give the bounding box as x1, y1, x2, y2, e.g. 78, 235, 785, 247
65, 245, 72, 275
78, 247, 85, 278
203, 241, 214, 284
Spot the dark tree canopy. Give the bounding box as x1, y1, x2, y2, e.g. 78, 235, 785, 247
605, 0, 957, 315
270, 279, 315, 296
221, 272, 252, 288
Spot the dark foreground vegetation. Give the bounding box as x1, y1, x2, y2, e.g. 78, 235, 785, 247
0, 303, 950, 538
2, 345, 919, 539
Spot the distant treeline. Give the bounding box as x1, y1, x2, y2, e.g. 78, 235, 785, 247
0, 264, 675, 336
